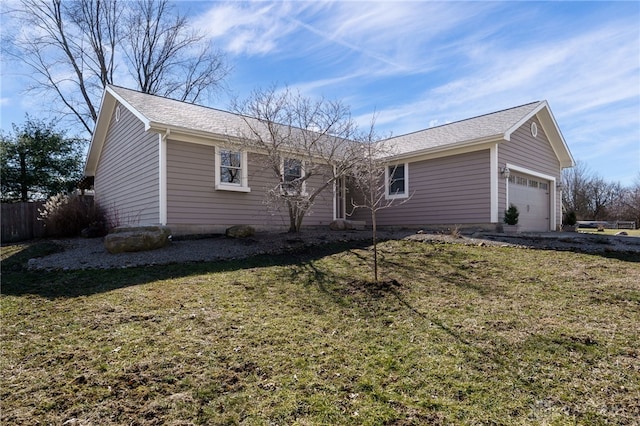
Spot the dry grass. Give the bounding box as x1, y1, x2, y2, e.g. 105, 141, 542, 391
1, 239, 639, 425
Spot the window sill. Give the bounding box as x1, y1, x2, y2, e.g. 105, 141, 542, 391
385, 193, 408, 200
215, 184, 251, 193
280, 190, 309, 197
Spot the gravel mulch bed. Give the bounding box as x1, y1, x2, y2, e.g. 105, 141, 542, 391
26, 230, 640, 271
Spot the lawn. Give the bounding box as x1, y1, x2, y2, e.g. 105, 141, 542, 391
1, 239, 639, 425
578, 228, 640, 237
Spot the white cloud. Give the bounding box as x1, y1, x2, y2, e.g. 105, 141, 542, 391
192, 2, 300, 55
292, 1, 503, 74
364, 16, 639, 132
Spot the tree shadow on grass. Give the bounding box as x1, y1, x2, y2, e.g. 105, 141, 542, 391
483, 233, 640, 263
0, 239, 373, 299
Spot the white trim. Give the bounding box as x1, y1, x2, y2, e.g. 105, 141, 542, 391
385, 162, 409, 200
159, 133, 168, 225
490, 144, 498, 223
385, 138, 499, 164
339, 178, 346, 219
506, 163, 557, 231
332, 169, 346, 220
503, 101, 574, 168
504, 101, 546, 141
106, 86, 151, 130
332, 166, 337, 220
215, 147, 251, 192
537, 101, 574, 168
84, 90, 115, 176
506, 164, 556, 182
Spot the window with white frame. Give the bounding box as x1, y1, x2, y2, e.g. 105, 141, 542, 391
386, 163, 408, 199
281, 158, 305, 194
215, 147, 250, 192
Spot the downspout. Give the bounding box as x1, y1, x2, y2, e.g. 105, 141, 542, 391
159, 130, 169, 225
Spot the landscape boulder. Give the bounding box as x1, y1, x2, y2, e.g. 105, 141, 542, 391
226, 225, 255, 239
104, 225, 171, 254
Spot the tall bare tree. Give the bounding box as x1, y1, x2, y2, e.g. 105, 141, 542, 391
563, 160, 629, 221
562, 160, 592, 219
6, 0, 229, 135
232, 85, 360, 233
620, 175, 640, 227
124, 0, 227, 103
587, 177, 622, 220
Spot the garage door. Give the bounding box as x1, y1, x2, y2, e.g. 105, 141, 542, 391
508, 173, 550, 232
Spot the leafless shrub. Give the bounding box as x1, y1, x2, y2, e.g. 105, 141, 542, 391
449, 225, 463, 239
39, 193, 108, 237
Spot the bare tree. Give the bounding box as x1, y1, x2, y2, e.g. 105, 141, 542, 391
232, 85, 360, 233
6, 0, 229, 135
620, 175, 640, 227
348, 118, 410, 283
562, 161, 592, 219
124, 0, 227, 103
587, 177, 622, 220
563, 160, 629, 222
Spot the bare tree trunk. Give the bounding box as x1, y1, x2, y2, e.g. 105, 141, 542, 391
288, 202, 297, 233
19, 153, 28, 202
372, 210, 378, 283
10, 0, 228, 136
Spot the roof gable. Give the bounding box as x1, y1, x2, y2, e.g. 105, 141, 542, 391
85, 86, 276, 176
381, 101, 574, 168
85, 86, 352, 176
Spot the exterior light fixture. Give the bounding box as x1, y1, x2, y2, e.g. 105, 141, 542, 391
500, 167, 511, 179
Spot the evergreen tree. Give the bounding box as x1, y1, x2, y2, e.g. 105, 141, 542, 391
1, 116, 84, 202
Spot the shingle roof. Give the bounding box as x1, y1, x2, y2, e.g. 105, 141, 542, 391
111, 85, 542, 153
382, 101, 543, 157
98, 87, 571, 168
109, 85, 253, 138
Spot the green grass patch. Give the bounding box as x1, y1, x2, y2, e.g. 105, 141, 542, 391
1, 240, 63, 272
1, 239, 639, 425
578, 228, 640, 237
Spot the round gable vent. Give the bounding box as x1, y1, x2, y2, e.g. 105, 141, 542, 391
115, 105, 121, 122
530, 122, 538, 138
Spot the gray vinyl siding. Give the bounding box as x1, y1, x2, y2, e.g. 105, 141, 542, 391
499, 117, 561, 226
350, 150, 491, 226
166, 140, 334, 227
94, 106, 159, 224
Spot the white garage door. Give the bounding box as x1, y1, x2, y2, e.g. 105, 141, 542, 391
508, 173, 550, 232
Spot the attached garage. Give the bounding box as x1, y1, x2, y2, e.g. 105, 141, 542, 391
508, 172, 551, 232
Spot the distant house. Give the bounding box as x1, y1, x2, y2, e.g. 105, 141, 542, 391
85, 86, 574, 234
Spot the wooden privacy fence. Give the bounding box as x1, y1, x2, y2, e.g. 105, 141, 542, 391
1, 202, 46, 243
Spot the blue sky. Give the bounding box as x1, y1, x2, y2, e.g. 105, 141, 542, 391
1, 1, 639, 185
